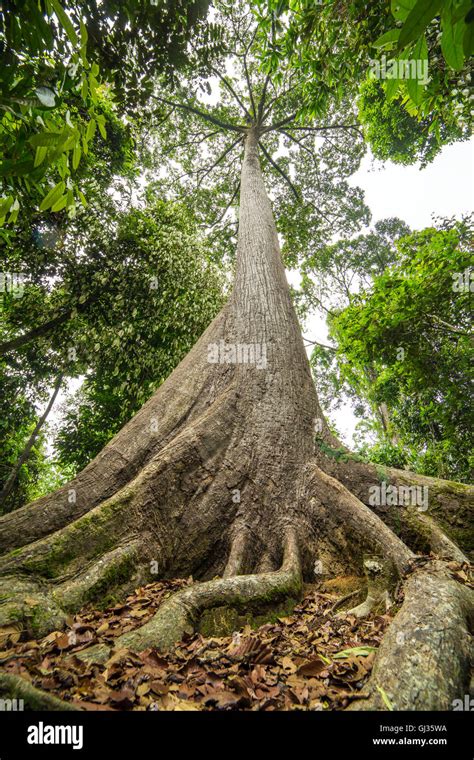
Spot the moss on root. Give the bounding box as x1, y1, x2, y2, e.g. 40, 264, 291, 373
53, 543, 140, 613
1, 492, 133, 579
0, 673, 79, 711
198, 597, 298, 637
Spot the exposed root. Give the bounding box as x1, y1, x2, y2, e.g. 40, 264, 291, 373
305, 463, 414, 575
338, 555, 396, 619
0, 672, 80, 711
348, 560, 474, 710
52, 540, 144, 613
0, 389, 240, 636
79, 526, 302, 663
320, 454, 473, 560
406, 511, 468, 563
329, 588, 363, 614
223, 526, 252, 577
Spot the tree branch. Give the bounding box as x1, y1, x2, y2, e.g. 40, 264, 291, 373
211, 66, 252, 121
242, 32, 258, 119
259, 143, 300, 201
163, 129, 220, 156
0, 295, 95, 356
262, 78, 298, 121
257, 72, 272, 125
197, 136, 243, 187
290, 124, 364, 139
208, 180, 241, 230
427, 314, 471, 336
303, 338, 336, 351
151, 95, 246, 133
261, 111, 298, 134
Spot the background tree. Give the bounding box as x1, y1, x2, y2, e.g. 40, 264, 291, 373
312, 216, 473, 483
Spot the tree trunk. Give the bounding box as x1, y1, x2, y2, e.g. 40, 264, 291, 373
0, 129, 472, 711
0, 373, 63, 512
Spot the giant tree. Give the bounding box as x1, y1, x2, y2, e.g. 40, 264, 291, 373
0, 1, 472, 712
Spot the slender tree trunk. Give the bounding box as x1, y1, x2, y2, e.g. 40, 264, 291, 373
0, 373, 63, 512
0, 296, 95, 356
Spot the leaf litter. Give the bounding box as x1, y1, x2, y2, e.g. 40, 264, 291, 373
0, 575, 419, 712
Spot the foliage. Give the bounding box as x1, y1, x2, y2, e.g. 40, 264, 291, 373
313, 217, 473, 482
256, 0, 472, 164
0, 0, 215, 229
357, 78, 463, 166
299, 217, 410, 315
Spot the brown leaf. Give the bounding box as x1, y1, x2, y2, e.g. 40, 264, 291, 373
0, 625, 22, 646
297, 657, 329, 677
149, 680, 169, 696
203, 689, 241, 709
109, 688, 135, 709
71, 700, 115, 711
138, 648, 168, 670
280, 656, 297, 673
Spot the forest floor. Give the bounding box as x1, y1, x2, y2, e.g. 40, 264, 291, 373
0, 573, 409, 711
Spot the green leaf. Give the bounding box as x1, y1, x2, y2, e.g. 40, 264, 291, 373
30, 131, 67, 148
9, 199, 20, 223
72, 142, 81, 170
35, 86, 56, 107
385, 74, 401, 101
373, 29, 401, 48
96, 116, 107, 140
81, 75, 88, 99
406, 35, 428, 105
441, 17, 466, 70
39, 180, 65, 211
391, 0, 416, 22
398, 0, 443, 49
80, 20, 88, 46
376, 686, 394, 711
50, 0, 78, 46
0, 196, 14, 218
78, 190, 87, 207
51, 194, 68, 212
85, 118, 96, 143
34, 145, 48, 167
